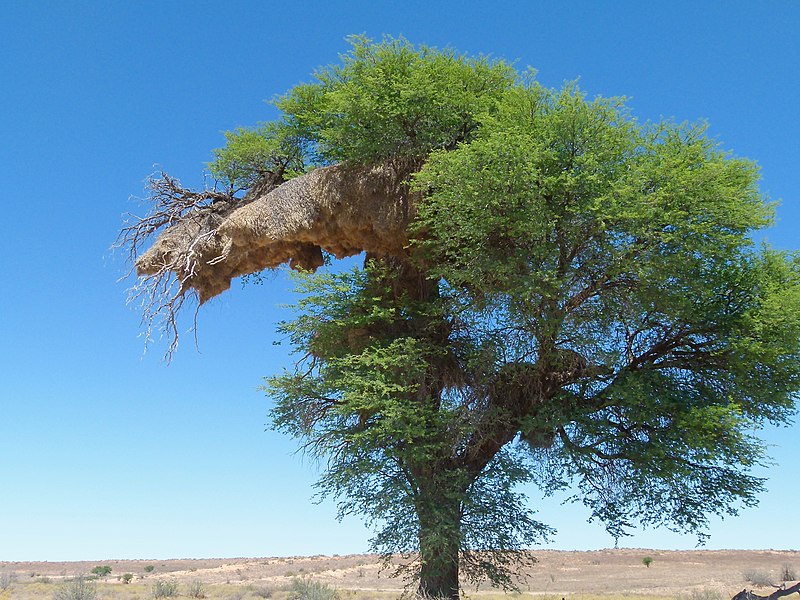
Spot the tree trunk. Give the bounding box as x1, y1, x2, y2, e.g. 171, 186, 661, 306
416, 488, 462, 600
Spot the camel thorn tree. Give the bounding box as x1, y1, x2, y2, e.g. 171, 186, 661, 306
119, 36, 800, 600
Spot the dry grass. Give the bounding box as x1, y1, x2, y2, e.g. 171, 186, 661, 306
1, 550, 798, 600
0, 589, 669, 600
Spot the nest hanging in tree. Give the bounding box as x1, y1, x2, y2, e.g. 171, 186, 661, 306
133, 161, 417, 301
118, 161, 418, 354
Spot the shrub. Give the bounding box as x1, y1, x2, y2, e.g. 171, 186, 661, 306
152, 580, 179, 598
188, 579, 206, 599
643, 556, 653, 568
144, 566, 155, 573
0, 571, 16, 590
91, 566, 112, 579
253, 586, 273, 598
781, 565, 797, 582
287, 576, 338, 600
53, 577, 97, 600
743, 570, 774, 587
122, 573, 134, 584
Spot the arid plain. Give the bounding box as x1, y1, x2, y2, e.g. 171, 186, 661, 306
2, 549, 799, 600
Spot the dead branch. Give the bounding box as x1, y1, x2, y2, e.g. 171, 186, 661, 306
115, 171, 241, 360
115, 172, 233, 267
732, 582, 800, 600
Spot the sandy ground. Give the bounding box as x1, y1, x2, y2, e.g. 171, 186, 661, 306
2, 549, 799, 597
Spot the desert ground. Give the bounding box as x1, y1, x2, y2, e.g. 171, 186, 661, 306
1, 549, 798, 600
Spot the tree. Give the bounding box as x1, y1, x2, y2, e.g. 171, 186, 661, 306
120, 37, 800, 600
90, 566, 112, 580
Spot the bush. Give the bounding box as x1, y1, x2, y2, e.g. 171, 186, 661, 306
122, 573, 134, 584
144, 566, 155, 573
0, 571, 16, 590
287, 577, 338, 600
53, 577, 97, 600
91, 566, 112, 579
781, 565, 797, 582
743, 570, 774, 587
643, 556, 653, 568
188, 579, 206, 599
252, 586, 273, 598
152, 580, 179, 598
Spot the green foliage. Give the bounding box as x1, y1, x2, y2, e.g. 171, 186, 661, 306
152, 580, 179, 598
276, 35, 516, 164
409, 81, 800, 542
90, 566, 112, 579
211, 35, 517, 180
209, 121, 308, 191
413, 84, 771, 293
53, 577, 97, 600
121, 573, 134, 584
642, 557, 653, 568
144, 565, 155, 573
236, 36, 800, 596
269, 265, 551, 589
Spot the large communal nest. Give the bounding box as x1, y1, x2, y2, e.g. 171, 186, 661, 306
118, 160, 419, 354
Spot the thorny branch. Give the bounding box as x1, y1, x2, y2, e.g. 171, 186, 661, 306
114, 171, 237, 360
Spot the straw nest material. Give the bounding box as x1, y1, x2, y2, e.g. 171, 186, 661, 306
135, 161, 418, 303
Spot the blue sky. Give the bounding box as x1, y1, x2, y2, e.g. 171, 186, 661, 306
1, 1, 798, 561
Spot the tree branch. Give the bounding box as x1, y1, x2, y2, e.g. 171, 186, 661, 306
115, 172, 238, 359
732, 582, 800, 600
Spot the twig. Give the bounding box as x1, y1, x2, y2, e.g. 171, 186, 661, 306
114, 171, 235, 360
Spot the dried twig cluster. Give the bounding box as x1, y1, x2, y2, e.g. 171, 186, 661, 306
115, 172, 237, 358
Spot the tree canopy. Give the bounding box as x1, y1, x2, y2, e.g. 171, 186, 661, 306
209, 35, 517, 183
123, 36, 800, 600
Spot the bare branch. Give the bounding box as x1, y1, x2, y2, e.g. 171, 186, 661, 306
115, 171, 233, 268
115, 171, 238, 360
733, 582, 800, 600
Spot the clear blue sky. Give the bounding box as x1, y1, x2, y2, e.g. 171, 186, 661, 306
1, 1, 798, 561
